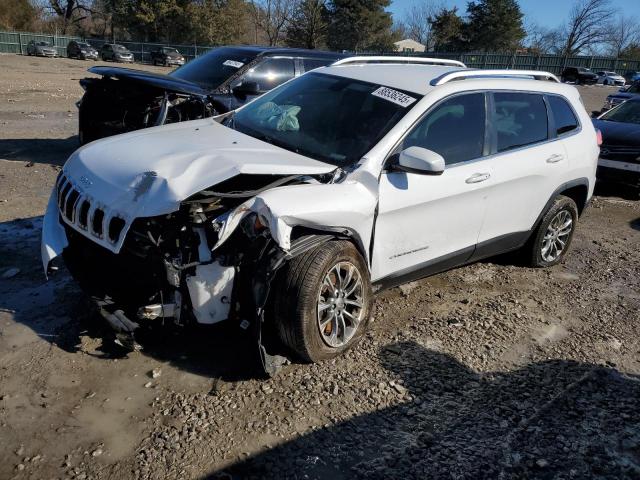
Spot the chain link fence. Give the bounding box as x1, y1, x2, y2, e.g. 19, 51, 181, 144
1, 29, 640, 74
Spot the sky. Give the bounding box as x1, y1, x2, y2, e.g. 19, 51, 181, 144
388, 0, 640, 28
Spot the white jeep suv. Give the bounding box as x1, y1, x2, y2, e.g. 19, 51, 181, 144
42, 59, 599, 373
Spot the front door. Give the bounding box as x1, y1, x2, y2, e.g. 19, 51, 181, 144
372, 92, 492, 282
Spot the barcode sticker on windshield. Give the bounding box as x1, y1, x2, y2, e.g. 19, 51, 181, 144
371, 87, 417, 107
223, 59, 244, 68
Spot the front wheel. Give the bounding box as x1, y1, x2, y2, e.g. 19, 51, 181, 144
524, 196, 578, 267
273, 240, 372, 363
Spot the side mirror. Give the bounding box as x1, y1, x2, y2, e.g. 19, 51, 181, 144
392, 146, 445, 175
233, 81, 261, 96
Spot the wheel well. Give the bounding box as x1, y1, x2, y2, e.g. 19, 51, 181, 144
559, 184, 589, 215
290, 225, 369, 267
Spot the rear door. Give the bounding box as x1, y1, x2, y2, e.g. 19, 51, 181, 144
473, 91, 568, 253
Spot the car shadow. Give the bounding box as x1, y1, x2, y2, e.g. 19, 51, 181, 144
0, 137, 79, 166
0, 215, 265, 382
630, 218, 640, 231
206, 341, 640, 479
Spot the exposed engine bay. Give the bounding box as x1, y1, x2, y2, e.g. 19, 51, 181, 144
79, 75, 215, 144
58, 172, 340, 375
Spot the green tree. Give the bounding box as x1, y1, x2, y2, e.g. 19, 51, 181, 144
0, 0, 39, 30
464, 0, 525, 52
430, 7, 465, 51
327, 0, 395, 52
285, 0, 328, 49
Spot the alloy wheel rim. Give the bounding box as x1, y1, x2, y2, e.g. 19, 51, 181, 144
317, 261, 364, 348
541, 210, 573, 262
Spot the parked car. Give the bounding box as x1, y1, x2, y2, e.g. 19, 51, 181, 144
43, 63, 598, 373
592, 98, 640, 189
67, 41, 98, 60
623, 71, 640, 84
595, 71, 625, 86
560, 66, 597, 85
601, 81, 640, 111
100, 43, 134, 63
77, 46, 344, 144
26, 40, 57, 57
150, 47, 185, 67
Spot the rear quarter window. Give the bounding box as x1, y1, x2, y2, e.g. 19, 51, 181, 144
547, 96, 579, 136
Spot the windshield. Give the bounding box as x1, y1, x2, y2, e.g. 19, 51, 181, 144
170, 47, 258, 89
78, 43, 90, 48
601, 101, 640, 125
227, 72, 421, 167
114, 45, 127, 51
163, 47, 179, 54
37, 42, 50, 46
578, 67, 592, 73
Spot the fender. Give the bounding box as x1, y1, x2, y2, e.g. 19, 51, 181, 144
531, 177, 590, 232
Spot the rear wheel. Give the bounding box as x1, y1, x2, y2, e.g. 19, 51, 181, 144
273, 240, 372, 363
524, 196, 578, 267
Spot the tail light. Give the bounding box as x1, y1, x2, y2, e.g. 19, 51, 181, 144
596, 129, 603, 146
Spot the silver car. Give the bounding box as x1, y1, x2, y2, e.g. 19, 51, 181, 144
26, 40, 58, 57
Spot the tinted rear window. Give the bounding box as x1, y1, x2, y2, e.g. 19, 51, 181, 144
547, 96, 579, 135
494, 92, 548, 152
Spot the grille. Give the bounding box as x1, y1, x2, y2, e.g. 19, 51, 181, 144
600, 144, 640, 162
56, 174, 127, 245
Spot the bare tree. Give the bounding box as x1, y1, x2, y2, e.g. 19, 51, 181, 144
524, 20, 560, 54
557, 0, 615, 56
45, 0, 94, 33
399, 0, 444, 50
605, 14, 639, 57
249, 0, 297, 46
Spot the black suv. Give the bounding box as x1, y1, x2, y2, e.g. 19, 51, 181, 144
78, 46, 344, 143
67, 41, 98, 60
150, 47, 185, 67
100, 43, 134, 63
561, 66, 598, 85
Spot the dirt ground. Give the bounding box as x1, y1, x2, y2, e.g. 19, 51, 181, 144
0, 53, 639, 480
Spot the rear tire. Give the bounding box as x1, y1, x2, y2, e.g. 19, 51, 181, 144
273, 240, 372, 363
523, 196, 578, 268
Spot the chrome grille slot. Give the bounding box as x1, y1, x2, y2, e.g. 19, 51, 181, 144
78, 200, 90, 229
92, 208, 105, 236
108, 217, 126, 243
65, 189, 80, 221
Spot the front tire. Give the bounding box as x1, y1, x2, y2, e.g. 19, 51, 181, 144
273, 240, 372, 363
524, 196, 578, 267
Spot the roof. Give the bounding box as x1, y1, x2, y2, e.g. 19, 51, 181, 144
318, 64, 581, 98
320, 64, 463, 94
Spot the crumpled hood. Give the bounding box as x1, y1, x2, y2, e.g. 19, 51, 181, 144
63, 117, 336, 221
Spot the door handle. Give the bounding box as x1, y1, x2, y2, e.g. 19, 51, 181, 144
465, 173, 491, 184
546, 154, 565, 163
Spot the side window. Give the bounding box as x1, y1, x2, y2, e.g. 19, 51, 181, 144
242, 57, 295, 92
402, 93, 486, 165
493, 92, 548, 152
302, 58, 333, 72
547, 95, 579, 136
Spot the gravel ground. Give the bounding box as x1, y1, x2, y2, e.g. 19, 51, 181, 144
0, 53, 639, 480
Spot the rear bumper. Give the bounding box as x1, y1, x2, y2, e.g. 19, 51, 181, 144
597, 160, 640, 188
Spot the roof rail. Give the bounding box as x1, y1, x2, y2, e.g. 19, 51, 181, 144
333, 56, 466, 68
431, 69, 560, 86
